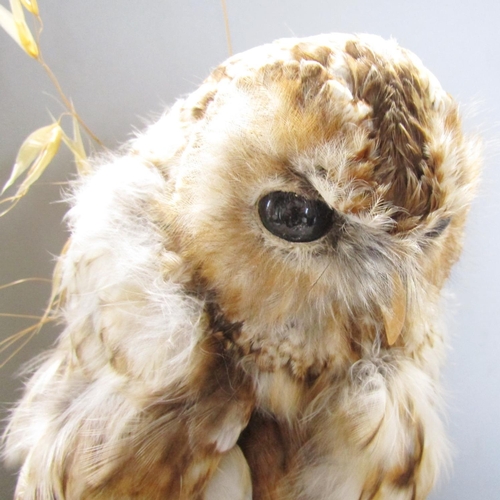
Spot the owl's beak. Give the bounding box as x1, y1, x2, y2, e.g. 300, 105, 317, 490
380, 273, 407, 346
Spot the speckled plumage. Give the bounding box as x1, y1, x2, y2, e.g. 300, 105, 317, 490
4, 34, 480, 499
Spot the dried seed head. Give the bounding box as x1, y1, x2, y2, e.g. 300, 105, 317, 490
2, 121, 62, 197
9, 0, 39, 58
61, 116, 90, 175
19, 0, 39, 16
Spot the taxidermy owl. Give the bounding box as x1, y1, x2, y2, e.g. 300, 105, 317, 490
3, 33, 479, 499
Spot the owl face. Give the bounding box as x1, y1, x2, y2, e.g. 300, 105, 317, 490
157, 35, 478, 357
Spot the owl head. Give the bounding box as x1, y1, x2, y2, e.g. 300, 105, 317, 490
131, 34, 479, 367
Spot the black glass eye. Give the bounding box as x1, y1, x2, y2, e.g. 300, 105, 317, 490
258, 191, 333, 242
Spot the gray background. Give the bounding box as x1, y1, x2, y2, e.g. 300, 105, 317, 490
0, 0, 498, 498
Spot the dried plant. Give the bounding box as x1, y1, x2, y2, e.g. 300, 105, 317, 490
0, 0, 101, 365
0, 0, 102, 214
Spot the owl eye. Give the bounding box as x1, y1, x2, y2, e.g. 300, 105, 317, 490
258, 191, 333, 242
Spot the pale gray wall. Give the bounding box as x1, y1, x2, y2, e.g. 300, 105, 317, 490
0, 1, 499, 498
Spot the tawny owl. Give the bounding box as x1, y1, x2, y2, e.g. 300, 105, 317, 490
3, 33, 480, 499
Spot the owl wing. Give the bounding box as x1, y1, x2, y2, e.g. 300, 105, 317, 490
4, 156, 254, 499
